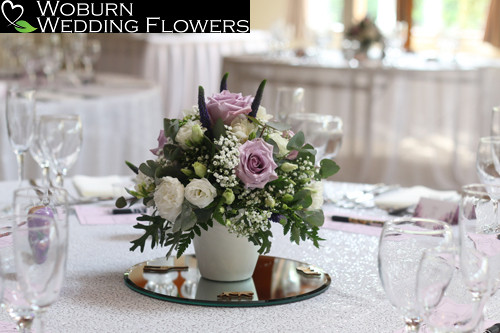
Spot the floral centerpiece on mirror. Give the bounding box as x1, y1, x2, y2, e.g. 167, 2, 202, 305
116, 73, 340, 281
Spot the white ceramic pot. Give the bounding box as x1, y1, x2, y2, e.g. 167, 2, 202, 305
193, 221, 259, 282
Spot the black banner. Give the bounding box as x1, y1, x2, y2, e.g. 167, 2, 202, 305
0, 0, 250, 33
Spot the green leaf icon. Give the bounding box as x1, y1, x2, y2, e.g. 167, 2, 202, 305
14, 20, 37, 33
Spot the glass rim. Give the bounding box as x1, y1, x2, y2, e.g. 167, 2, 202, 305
461, 183, 500, 197
479, 136, 500, 143
384, 217, 452, 234
38, 113, 81, 121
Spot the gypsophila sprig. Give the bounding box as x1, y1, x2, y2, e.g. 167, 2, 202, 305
116, 73, 340, 258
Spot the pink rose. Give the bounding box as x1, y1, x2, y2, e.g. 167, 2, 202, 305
206, 90, 253, 126
236, 138, 278, 189
150, 130, 167, 156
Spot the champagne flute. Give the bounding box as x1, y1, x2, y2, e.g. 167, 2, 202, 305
12, 213, 64, 333
29, 116, 51, 187
81, 39, 101, 83
5, 88, 36, 185
274, 86, 305, 123
37, 114, 83, 188
287, 113, 343, 165
460, 184, 500, 296
378, 217, 453, 332
490, 106, 500, 136
0, 214, 56, 332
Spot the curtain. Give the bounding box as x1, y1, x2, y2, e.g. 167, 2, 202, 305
396, 0, 413, 50
484, 0, 500, 48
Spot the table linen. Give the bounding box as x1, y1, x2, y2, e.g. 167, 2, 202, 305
0, 179, 498, 332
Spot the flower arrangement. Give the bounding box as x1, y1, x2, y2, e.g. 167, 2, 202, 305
116, 73, 339, 258
345, 16, 384, 53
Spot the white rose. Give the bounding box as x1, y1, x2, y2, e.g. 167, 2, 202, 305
182, 105, 198, 117
306, 180, 324, 210
268, 132, 289, 157
154, 176, 185, 222
256, 106, 273, 122
175, 119, 203, 149
184, 178, 217, 208
230, 114, 256, 143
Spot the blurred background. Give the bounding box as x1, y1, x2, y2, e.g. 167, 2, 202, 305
0, 0, 499, 191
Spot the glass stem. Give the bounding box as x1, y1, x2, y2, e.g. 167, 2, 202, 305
16, 152, 25, 185
55, 173, 64, 188
41, 166, 50, 187
33, 309, 46, 333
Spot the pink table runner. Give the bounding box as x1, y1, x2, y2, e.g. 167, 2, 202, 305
74, 205, 143, 225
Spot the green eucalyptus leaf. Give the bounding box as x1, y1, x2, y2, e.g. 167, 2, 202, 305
319, 159, 340, 179
115, 196, 127, 208
287, 131, 305, 150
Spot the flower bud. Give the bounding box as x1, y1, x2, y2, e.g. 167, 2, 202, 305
193, 162, 207, 178
222, 189, 235, 205
281, 162, 298, 172
282, 194, 294, 202
265, 196, 276, 208
180, 168, 193, 177
191, 124, 204, 145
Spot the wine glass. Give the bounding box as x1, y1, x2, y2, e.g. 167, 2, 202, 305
274, 86, 305, 123
37, 114, 83, 187
416, 246, 488, 332
378, 217, 453, 332
287, 113, 343, 165
0, 214, 56, 332
5, 87, 36, 185
12, 213, 64, 333
460, 184, 500, 297
476, 136, 500, 187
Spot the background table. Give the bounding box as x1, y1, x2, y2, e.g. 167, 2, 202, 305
222, 52, 500, 191
0, 73, 163, 181
0, 179, 498, 332
95, 32, 271, 119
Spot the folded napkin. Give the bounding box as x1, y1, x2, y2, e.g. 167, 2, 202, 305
374, 186, 459, 211
73, 175, 133, 198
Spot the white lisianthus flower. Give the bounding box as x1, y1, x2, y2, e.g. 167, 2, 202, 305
256, 106, 273, 122
268, 132, 290, 157
175, 119, 204, 149
184, 178, 217, 208
154, 176, 185, 222
230, 114, 256, 143
306, 180, 324, 210
134, 170, 154, 194
182, 105, 198, 118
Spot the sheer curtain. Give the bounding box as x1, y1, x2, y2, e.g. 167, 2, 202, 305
484, 0, 500, 48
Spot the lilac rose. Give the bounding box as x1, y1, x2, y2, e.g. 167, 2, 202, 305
236, 138, 278, 189
206, 90, 253, 126
150, 130, 167, 156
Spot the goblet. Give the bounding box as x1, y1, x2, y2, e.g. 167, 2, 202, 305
378, 217, 453, 332
5, 88, 36, 185
0, 214, 57, 333
287, 112, 343, 164
81, 39, 102, 83
274, 86, 305, 123
416, 246, 488, 332
37, 114, 83, 187
12, 213, 64, 333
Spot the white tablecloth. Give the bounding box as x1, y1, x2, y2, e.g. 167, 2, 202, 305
222, 53, 500, 191
0, 73, 163, 181
94, 32, 271, 119
0, 179, 498, 332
